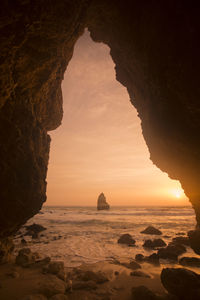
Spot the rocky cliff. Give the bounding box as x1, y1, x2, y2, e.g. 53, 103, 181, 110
0, 0, 200, 239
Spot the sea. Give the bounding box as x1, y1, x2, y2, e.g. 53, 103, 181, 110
15, 206, 197, 267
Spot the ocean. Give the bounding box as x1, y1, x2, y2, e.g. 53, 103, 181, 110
15, 206, 197, 267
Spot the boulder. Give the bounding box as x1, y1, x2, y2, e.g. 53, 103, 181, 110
97, 193, 110, 210
22, 295, 47, 300
135, 254, 145, 262
143, 239, 166, 249
141, 226, 162, 235
172, 236, 190, 246
179, 256, 200, 268
188, 229, 200, 255
130, 270, 151, 278
132, 285, 158, 300
157, 244, 186, 261
50, 295, 69, 300
118, 234, 136, 246
37, 274, 66, 297
161, 268, 200, 299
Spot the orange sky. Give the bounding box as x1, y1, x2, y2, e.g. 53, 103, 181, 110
46, 30, 188, 206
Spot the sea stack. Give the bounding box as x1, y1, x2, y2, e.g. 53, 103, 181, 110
97, 193, 110, 210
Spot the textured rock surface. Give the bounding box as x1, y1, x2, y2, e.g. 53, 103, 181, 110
97, 193, 110, 210
161, 268, 200, 299
188, 229, 200, 254
0, 1, 200, 238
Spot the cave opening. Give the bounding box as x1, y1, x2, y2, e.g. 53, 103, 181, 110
21, 30, 197, 267
46, 30, 188, 207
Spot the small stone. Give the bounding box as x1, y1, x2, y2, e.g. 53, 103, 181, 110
135, 254, 145, 262
179, 256, 200, 268
117, 234, 136, 245
25, 223, 46, 233
130, 270, 151, 278
141, 226, 162, 235
143, 239, 166, 249
132, 285, 158, 300
145, 253, 160, 266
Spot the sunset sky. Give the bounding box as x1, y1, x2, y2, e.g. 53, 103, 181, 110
46, 30, 188, 206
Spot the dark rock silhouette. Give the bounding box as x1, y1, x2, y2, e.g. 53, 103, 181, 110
179, 257, 200, 268
158, 244, 186, 261
0, 2, 200, 238
117, 233, 135, 246
135, 253, 160, 266
172, 236, 190, 246
25, 223, 46, 234
141, 226, 162, 235
143, 239, 166, 249
145, 253, 160, 266
97, 193, 110, 210
161, 268, 200, 299
188, 230, 200, 255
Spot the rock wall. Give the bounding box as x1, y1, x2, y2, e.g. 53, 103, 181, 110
0, 0, 200, 238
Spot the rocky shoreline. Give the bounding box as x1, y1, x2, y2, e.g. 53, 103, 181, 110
1, 225, 200, 299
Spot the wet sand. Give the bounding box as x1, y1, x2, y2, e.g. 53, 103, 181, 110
0, 257, 168, 300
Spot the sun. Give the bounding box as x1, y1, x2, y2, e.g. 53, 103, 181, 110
174, 190, 181, 198
171, 188, 183, 199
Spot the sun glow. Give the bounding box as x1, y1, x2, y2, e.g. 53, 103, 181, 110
171, 188, 183, 199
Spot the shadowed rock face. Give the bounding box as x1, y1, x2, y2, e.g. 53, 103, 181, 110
0, 0, 200, 238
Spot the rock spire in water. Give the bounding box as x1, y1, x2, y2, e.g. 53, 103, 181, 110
97, 193, 110, 210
